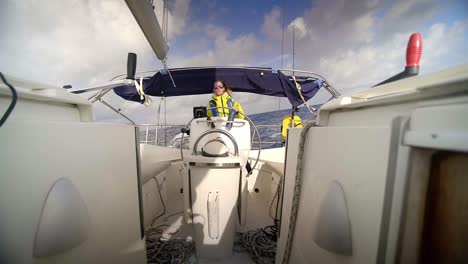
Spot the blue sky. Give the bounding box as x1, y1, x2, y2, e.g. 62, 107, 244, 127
188, 0, 309, 36
168, 0, 318, 69
163, 0, 468, 122
166, 0, 467, 74
1, 0, 467, 123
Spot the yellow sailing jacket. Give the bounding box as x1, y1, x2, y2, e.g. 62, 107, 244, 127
206, 93, 244, 119
206, 93, 245, 119
281, 115, 303, 140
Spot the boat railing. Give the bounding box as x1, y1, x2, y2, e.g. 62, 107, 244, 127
251, 124, 284, 149
137, 123, 283, 149
138, 123, 186, 146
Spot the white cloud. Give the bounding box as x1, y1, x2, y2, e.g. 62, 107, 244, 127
0, 0, 190, 87
1, 0, 192, 124
106, 0, 467, 123
287, 17, 307, 40
380, 0, 438, 36
420, 20, 468, 73
306, 20, 468, 93
170, 23, 263, 67
153, 0, 191, 42
262, 6, 283, 41
2, 0, 467, 126
262, 0, 468, 95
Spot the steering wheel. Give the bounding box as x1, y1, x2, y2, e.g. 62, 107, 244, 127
179, 106, 262, 174
192, 128, 239, 156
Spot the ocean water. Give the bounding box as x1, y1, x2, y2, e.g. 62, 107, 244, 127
249, 107, 316, 148
139, 106, 317, 149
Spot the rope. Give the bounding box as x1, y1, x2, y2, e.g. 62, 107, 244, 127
145, 169, 192, 264
151, 176, 166, 226
281, 120, 316, 264
146, 231, 195, 264
269, 176, 283, 221
145, 207, 190, 263
291, 75, 316, 115
135, 76, 152, 106
235, 225, 279, 264
0, 73, 17, 127
154, 97, 164, 145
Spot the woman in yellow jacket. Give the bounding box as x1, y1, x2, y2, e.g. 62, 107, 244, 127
207, 80, 245, 120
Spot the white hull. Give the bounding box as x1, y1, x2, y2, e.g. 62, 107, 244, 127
1, 64, 468, 263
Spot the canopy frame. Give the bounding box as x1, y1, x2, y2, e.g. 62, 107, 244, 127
111, 67, 339, 107
70, 66, 340, 125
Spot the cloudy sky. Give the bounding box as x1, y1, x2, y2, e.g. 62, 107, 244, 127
1, 0, 467, 124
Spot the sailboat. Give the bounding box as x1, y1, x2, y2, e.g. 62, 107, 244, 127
1, 0, 467, 263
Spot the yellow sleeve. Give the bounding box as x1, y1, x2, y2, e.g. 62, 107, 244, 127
206, 102, 213, 117
235, 101, 245, 119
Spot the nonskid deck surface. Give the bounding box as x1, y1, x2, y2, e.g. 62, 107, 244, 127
145, 212, 276, 263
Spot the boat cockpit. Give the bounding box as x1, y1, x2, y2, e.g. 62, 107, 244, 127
2, 1, 468, 263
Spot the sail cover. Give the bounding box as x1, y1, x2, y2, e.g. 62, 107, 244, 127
113, 67, 323, 107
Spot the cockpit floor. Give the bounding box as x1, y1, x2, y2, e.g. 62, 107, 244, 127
146, 212, 255, 264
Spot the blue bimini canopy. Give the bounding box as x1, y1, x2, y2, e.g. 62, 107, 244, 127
113, 67, 323, 107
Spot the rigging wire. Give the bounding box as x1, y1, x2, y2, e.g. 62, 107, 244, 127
280, 0, 285, 71
292, 25, 295, 76
0, 73, 17, 127
164, 96, 167, 146
160, 0, 177, 88
277, 0, 286, 145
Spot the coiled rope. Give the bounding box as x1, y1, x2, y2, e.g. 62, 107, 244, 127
146, 236, 195, 264
145, 212, 194, 264
235, 225, 279, 264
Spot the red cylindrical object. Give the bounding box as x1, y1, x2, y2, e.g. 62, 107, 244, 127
406, 33, 422, 67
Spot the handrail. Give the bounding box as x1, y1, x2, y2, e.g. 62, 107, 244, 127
138, 123, 286, 146
138, 123, 185, 127
137, 123, 185, 145
255, 124, 282, 127
195, 119, 246, 125
69, 79, 134, 94
99, 98, 136, 125
279, 68, 340, 98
